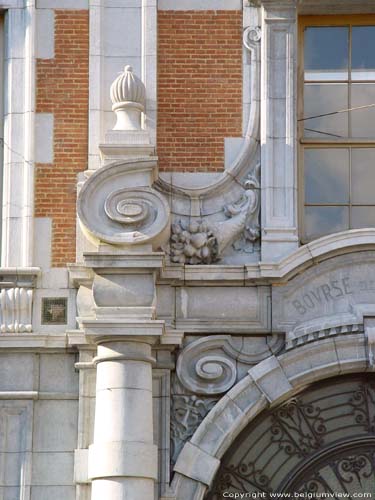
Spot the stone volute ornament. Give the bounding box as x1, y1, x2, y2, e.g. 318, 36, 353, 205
110, 65, 146, 131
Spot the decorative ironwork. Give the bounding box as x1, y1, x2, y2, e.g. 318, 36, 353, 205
270, 399, 326, 458
206, 375, 375, 499
291, 444, 375, 495
349, 381, 375, 433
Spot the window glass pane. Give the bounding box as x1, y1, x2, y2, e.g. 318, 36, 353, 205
304, 84, 349, 138
304, 27, 349, 81
351, 206, 375, 228
351, 83, 375, 137
352, 26, 375, 80
304, 206, 349, 240
351, 148, 375, 203
304, 149, 350, 204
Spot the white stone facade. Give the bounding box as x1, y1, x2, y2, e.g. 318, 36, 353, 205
1, 0, 375, 499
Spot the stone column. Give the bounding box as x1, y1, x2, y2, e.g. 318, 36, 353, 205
89, 339, 158, 500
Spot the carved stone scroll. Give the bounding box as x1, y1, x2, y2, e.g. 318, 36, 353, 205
176, 334, 283, 395
77, 159, 170, 248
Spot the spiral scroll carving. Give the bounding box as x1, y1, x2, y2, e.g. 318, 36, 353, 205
177, 345, 236, 395
77, 160, 170, 247
176, 334, 283, 395
243, 26, 261, 50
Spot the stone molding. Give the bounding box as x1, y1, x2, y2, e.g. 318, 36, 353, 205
160, 229, 375, 284
171, 333, 372, 499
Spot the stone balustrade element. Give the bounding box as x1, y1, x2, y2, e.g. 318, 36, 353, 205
0, 268, 39, 333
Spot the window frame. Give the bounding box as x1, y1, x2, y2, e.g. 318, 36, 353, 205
298, 15, 375, 243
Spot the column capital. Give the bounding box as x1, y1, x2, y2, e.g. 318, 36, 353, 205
80, 318, 165, 345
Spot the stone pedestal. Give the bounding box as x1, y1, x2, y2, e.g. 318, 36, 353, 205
89, 339, 158, 500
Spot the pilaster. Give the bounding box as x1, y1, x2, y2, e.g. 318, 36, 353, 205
260, 0, 298, 261
2, 1, 36, 266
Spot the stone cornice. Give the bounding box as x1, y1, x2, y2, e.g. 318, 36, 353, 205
159, 229, 375, 284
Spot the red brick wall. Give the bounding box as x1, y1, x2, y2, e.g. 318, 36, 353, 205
35, 10, 89, 267
157, 10, 243, 172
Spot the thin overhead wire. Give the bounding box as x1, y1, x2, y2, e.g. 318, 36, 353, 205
304, 128, 343, 138
298, 103, 375, 122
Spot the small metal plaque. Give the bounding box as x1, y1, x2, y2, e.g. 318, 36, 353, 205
41, 297, 67, 325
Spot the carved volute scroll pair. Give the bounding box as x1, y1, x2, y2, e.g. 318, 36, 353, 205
78, 27, 261, 260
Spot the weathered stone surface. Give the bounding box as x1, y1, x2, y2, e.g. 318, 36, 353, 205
273, 252, 375, 346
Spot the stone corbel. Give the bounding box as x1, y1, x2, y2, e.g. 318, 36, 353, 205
176, 334, 284, 395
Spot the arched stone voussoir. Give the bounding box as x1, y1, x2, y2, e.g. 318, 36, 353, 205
172, 333, 372, 500
262, 228, 375, 281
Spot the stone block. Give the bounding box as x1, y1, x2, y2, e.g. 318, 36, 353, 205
174, 441, 220, 487
0, 487, 22, 500
249, 355, 293, 403
158, 0, 241, 9
88, 441, 158, 480
33, 218, 52, 270
31, 486, 75, 500
39, 354, 78, 393
335, 334, 368, 373
103, 7, 141, 57
36, 0, 88, 7
31, 452, 74, 485
96, 361, 151, 391
35, 113, 53, 164
36, 9, 54, 59
0, 354, 35, 391
33, 400, 78, 452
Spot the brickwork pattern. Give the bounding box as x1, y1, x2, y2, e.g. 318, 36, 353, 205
157, 10, 243, 172
35, 10, 89, 267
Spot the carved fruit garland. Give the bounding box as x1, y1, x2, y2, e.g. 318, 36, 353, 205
170, 220, 218, 265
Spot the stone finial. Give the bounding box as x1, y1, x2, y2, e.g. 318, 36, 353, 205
110, 65, 146, 131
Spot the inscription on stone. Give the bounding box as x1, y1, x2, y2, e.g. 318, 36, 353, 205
291, 277, 375, 316
292, 277, 352, 316
272, 252, 375, 335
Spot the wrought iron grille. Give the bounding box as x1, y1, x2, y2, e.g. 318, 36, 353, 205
207, 375, 375, 498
